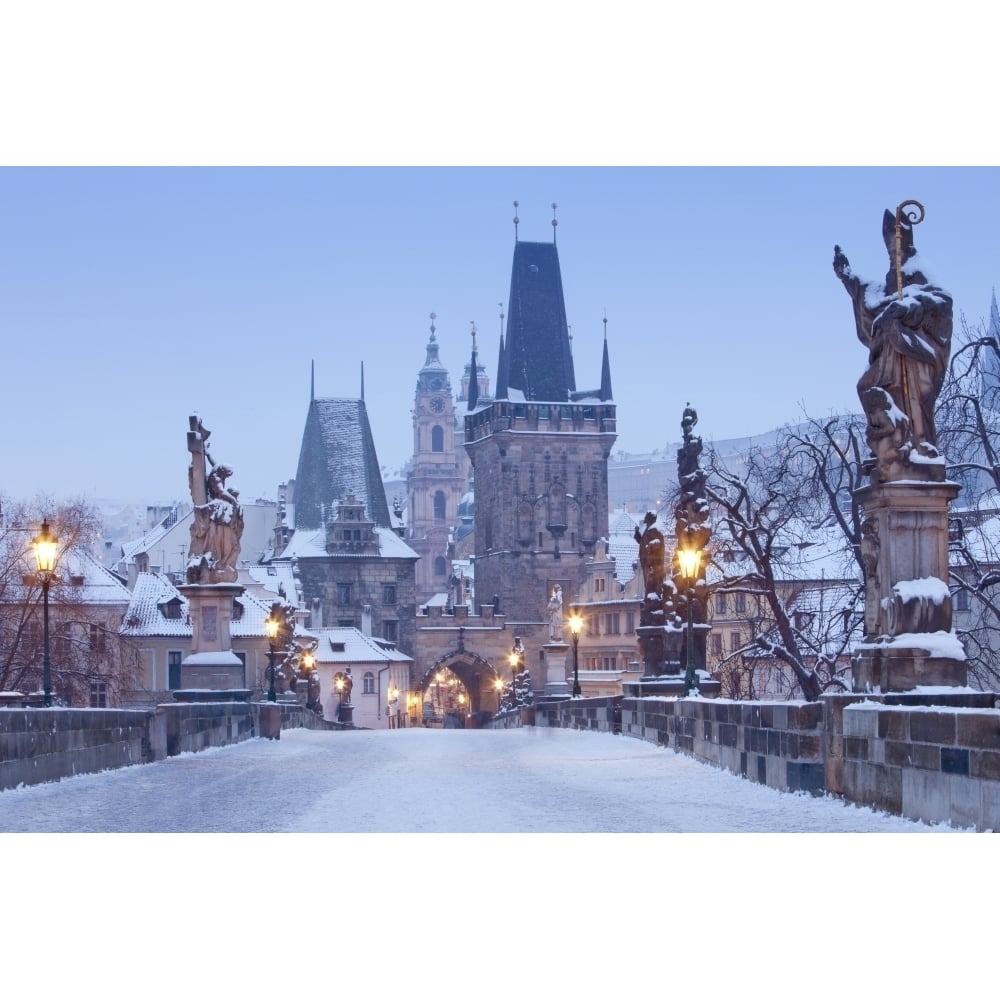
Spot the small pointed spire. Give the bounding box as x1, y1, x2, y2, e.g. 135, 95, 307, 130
552, 202, 558, 245
513, 201, 519, 242
310, 359, 315, 402
360, 361, 365, 403
495, 327, 508, 401
429, 311, 437, 340
599, 315, 613, 402
467, 321, 480, 411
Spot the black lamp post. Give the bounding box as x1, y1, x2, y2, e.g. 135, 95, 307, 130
264, 613, 279, 702
678, 547, 702, 696
568, 609, 583, 697
32, 519, 59, 707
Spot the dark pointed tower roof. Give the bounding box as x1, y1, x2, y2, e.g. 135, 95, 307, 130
504, 240, 575, 401
467, 323, 480, 411
494, 331, 508, 400
293, 398, 391, 529
599, 315, 613, 402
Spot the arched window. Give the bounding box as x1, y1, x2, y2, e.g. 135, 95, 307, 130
431, 425, 445, 452
434, 556, 447, 577
434, 490, 446, 520
363, 671, 376, 694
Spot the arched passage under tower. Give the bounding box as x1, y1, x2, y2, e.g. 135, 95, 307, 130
411, 650, 502, 728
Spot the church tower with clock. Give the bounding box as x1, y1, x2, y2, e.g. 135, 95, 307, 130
406, 314, 471, 606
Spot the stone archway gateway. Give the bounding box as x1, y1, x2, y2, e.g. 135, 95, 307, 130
412, 651, 501, 728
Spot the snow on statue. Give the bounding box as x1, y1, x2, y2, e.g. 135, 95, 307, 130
185, 414, 244, 584
833, 201, 953, 484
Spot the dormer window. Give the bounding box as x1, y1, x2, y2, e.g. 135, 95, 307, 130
161, 597, 183, 620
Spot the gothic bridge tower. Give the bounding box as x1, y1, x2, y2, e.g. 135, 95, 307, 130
464, 217, 616, 621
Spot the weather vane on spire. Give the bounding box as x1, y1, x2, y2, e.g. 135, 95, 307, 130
513, 201, 519, 242
603, 308, 608, 339
470, 320, 477, 351
552, 202, 558, 245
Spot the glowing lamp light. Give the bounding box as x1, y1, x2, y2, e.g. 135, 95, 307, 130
677, 547, 701, 584
301, 650, 315, 671
33, 519, 59, 575
568, 612, 584, 637
264, 615, 280, 642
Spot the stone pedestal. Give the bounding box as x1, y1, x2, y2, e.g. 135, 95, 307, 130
853, 479, 966, 692
177, 584, 246, 690
542, 641, 571, 697
636, 625, 683, 678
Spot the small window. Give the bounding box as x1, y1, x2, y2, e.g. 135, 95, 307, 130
363, 671, 376, 694
434, 556, 447, 577
89, 681, 108, 708
594, 577, 605, 594
715, 593, 726, 614
954, 588, 970, 612
729, 631, 740, 653
734, 593, 746, 614
711, 634, 723, 656
168, 650, 182, 689
434, 491, 446, 520
384, 620, 398, 642
383, 584, 397, 605
338, 583, 352, 605
431, 425, 445, 452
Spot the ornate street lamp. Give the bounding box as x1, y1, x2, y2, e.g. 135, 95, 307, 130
568, 609, 583, 697
32, 519, 59, 707
264, 612, 280, 702
677, 547, 702, 696
493, 676, 505, 711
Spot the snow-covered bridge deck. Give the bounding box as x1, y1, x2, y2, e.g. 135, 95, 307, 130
0, 727, 954, 833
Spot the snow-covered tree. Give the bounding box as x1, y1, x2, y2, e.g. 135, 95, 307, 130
935, 308, 1000, 690
703, 416, 865, 701
513, 667, 533, 707
0, 496, 140, 705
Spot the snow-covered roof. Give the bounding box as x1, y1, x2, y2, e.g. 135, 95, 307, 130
306, 627, 412, 666
121, 572, 289, 639
277, 525, 418, 561
3, 545, 132, 608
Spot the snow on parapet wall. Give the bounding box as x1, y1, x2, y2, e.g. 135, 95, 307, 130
892, 577, 950, 604
858, 630, 966, 661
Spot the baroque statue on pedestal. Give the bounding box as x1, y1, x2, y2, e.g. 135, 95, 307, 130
186, 414, 244, 584
833, 202, 953, 483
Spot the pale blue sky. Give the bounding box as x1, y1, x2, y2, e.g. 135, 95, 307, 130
1, 6, 995, 509
2, 166, 998, 506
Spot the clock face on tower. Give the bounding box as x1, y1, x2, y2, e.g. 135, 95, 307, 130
430, 396, 446, 414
